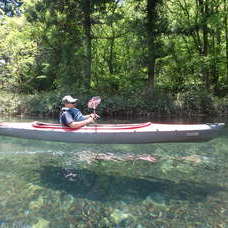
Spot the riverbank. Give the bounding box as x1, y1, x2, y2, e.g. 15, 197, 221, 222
0, 91, 227, 118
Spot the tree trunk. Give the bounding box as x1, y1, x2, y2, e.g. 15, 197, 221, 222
108, 37, 115, 74
198, 0, 210, 91
146, 0, 159, 91
224, 0, 228, 84
82, 0, 92, 89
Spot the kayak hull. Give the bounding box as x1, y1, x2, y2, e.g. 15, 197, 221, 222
0, 122, 224, 144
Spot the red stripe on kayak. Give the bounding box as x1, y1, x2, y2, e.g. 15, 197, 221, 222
32, 122, 152, 131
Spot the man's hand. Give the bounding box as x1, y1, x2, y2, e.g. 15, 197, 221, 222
90, 113, 100, 120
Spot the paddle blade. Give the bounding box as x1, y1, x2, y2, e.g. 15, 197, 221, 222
88, 96, 101, 109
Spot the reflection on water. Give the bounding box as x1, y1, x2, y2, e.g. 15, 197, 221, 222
0, 117, 227, 227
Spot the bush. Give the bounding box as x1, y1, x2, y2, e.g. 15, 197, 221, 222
97, 90, 176, 117
0, 90, 227, 118
142, 90, 176, 114
213, 96, 228, 114
176, 90, 215, 114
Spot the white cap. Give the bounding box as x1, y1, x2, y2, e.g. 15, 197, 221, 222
62, 95, 78, 104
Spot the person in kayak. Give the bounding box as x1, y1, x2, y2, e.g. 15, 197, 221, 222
60, 95, 99, 128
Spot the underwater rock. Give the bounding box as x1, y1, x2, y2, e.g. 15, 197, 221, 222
33, 218, 50, 228
29, 196, 44, 210
28, 183, 43, 191
61, 194, 75, 210
100, 217, 111, 227
27, 183, 43, 195
160, 160, 174, 174
144, 192, 166, 208
110, 209, 132, 224
181, 155, 202, 163
175, 163, 195, 173
136, 225, 144, 228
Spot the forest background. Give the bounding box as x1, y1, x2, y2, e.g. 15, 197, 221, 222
0, 0, 227, 118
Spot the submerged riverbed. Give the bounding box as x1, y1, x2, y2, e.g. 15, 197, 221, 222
0, 117, 227, 227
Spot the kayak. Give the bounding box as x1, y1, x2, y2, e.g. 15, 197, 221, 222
0, 121, 224, 144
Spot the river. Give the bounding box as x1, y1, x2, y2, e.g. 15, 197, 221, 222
0, 116, 227, 227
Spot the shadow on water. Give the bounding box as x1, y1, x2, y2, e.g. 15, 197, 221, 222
38, 165, 227, 203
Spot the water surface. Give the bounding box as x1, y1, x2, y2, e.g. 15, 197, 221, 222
0, 117, 227, 227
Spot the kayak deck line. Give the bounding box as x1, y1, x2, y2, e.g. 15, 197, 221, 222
32, 121, 152, 131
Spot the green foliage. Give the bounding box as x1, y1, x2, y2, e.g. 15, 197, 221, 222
0, 90, 227, 117
176, 90, 215, 114
0, 0, 23, 17
0, 15, 38, 93
0, 0, 227, 116
213, 96, 228, 114
24, 0, 87, 91
83, 90, 175, 116
164, 0, 228, 94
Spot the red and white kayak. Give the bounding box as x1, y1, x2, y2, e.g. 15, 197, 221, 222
0, 121, 224, 144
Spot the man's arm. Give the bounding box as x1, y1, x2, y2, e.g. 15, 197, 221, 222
68, 116, 94, 128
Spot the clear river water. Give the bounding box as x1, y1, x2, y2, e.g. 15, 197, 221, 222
0, 116, 227, 228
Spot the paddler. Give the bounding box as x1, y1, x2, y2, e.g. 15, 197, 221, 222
59, 95, 99, 128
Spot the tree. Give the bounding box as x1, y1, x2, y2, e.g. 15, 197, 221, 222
0, 14, 38, 92
145, 0, 165, 90
0, 0, 23, 16
160, 0, 228, 95
224, 0, 228, 86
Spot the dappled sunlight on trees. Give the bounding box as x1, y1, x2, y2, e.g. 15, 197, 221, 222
0, 0, 227, 115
